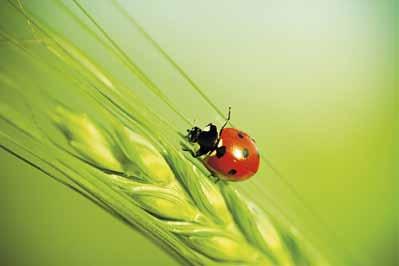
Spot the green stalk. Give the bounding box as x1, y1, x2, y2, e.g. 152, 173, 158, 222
0, 1, 330, 265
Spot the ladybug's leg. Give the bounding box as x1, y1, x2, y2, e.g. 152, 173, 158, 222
182, 146, 210, 158
182, 147, 197, 157
195, 146, 211, 157
207, 172, 221, 183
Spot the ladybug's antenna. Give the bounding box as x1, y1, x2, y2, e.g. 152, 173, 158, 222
219, 106, 231, 134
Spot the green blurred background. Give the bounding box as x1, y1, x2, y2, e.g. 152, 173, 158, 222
0, 0, 396, 265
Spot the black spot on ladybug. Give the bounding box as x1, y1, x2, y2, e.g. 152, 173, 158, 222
242, 148, 249, 158
216, 146, 226, 158
237, 132, 244, 138
228, 169, 237, 175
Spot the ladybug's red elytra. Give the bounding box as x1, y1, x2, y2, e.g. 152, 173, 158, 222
185, 107, 260, 181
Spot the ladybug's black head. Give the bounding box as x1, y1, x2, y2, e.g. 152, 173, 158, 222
186, 126, 202, 143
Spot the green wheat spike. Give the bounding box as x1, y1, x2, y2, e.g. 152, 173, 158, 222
0, 1, 331, 265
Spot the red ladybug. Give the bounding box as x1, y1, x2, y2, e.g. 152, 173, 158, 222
185, 108, 260, 181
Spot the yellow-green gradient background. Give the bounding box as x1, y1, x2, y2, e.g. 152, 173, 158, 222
0, 0, 396, 265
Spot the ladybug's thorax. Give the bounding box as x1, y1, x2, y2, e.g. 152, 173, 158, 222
195, 124, 218, 147
197, 133, 218, 150
186, 124, 220, 157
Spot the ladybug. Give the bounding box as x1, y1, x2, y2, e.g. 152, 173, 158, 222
185, 107, 260, 181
